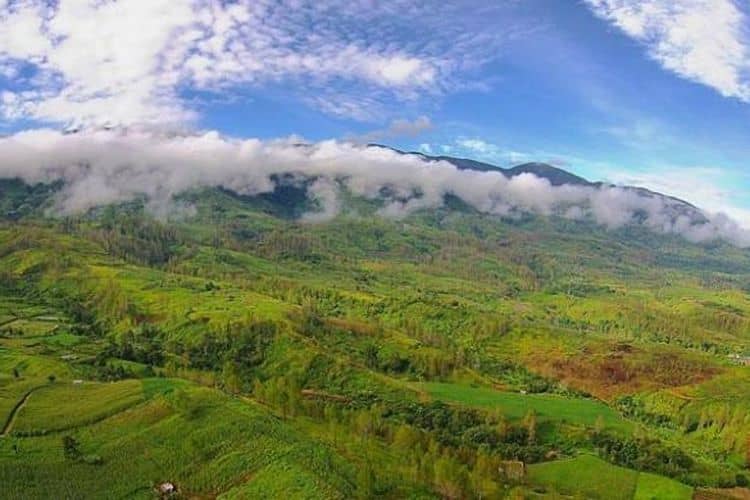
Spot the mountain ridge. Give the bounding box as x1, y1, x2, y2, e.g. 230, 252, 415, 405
369, 143, 699, 211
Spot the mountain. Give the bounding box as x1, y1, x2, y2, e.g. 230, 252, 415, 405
372, 143, 698, 206
365, 145, 713, 233
371, 144, 594, 186
1, 148, 750, 498
506, 161, 593, 186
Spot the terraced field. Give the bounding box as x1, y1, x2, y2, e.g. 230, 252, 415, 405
11, 379, 145, 434
0, 382, 356, 499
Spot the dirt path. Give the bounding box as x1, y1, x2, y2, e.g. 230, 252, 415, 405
1, 386, 42, 437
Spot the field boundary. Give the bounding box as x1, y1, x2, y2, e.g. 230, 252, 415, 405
0, 384, 44, 437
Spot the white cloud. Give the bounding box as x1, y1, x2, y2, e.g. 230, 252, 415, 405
364, 56, 436, 87
0, 0, 197, 125
456, 138, 502, 157
585, 0, 750, 101
426, 137, 518, 164
0, 0, 520, 125
603, 165, 750, 228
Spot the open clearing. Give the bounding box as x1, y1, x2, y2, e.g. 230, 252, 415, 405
528, 455, 693, 500
421, 382, 632, 431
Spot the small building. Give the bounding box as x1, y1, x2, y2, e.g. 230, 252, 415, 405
72, 380, 83, 385
158, 482, 176, 495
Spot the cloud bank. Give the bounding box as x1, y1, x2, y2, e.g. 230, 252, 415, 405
1, 128, 749, 247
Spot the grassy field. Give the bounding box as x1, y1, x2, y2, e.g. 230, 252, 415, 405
0, 352, 75, 428
0, 378, 44, 434
12, 379, 145, 434
528, 454, 693, 500
634, 472, 693, 500
421, 382, 632, 431
528, 454, 639, 499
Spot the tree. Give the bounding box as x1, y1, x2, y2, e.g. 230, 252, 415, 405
62, 436, 81, 461
523, 410, 537, 445
355, 411, 374, 440
434, 454, 467, 499
363, 343, 379, 369
393, 425, 419, 450
594, 414, 605, 435
472, 452, 501, 499
276, 385, 290, 418
494, 415, 510, 439
47, 374, 56, 384
355, 462, 375, 499
222, 361, 242, 394
252, 379, 265, 402
12, 368, 19, 378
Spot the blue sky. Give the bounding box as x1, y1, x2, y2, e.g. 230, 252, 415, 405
1, 0, 750, 224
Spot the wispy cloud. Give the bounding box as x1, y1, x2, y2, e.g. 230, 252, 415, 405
0, 0, 525, 126
596, 117, 675, 150
455, 138, 502, 158
350, 116, 432, 144
585, 0, 750, 101
420, 137, 533, 165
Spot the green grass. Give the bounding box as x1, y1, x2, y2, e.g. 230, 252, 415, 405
142, 377, 189, 399
219, 460, 348, 500
0, 352, 74, 425
528, 455, 693, 500
421, 382, 632, 431
0, 319, 60, 337
528, 454, 638, 499
0, 348, 75, 379
0, 378, 44, 431
12, 379, 145, 434
40, 332, 85, 347
634, 472, 693, 500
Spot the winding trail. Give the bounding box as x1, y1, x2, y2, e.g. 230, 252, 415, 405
1, 386, 42, 437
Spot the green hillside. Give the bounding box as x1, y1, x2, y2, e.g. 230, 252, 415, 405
1, 182, 750, 498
